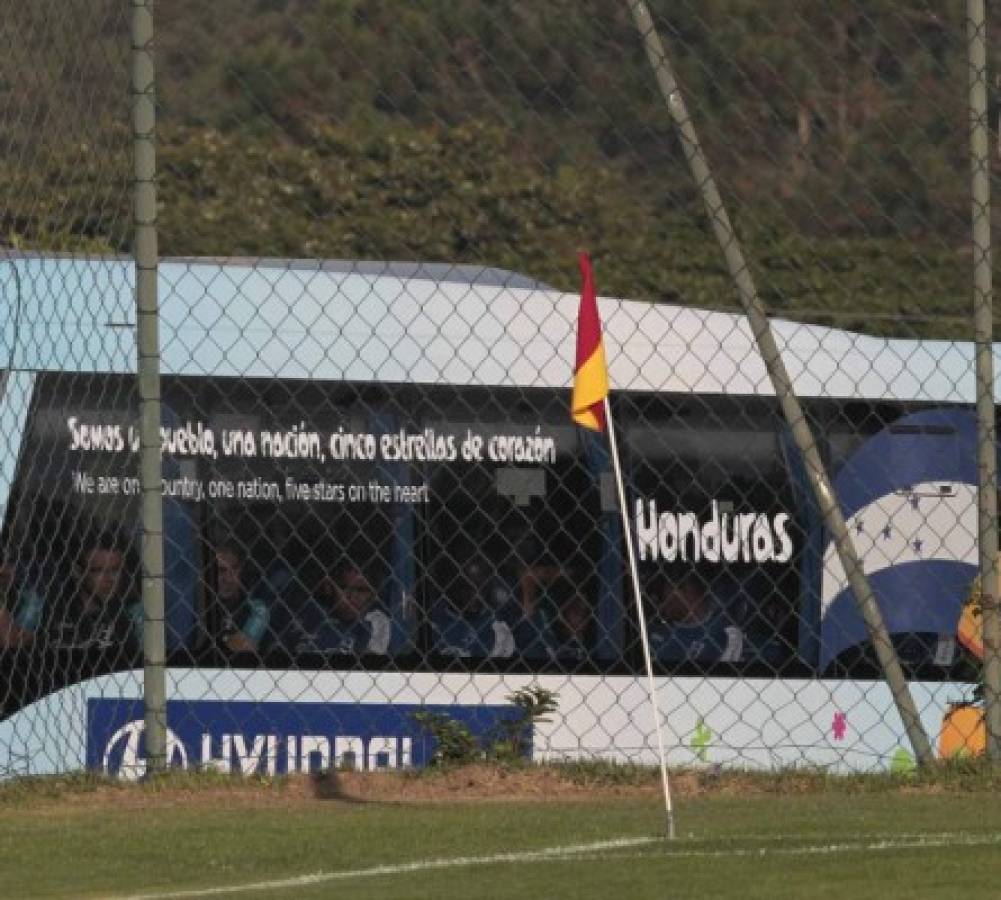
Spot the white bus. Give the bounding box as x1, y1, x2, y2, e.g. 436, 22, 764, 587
0, 252, 987, 776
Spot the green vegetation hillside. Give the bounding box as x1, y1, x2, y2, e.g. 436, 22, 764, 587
1, 1, 999, 337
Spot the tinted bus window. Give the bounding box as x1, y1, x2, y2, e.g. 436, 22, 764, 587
620, 394, 805, 677
174, 376, 421, 668
421, 386, 614, 671
0, 373, 148, 711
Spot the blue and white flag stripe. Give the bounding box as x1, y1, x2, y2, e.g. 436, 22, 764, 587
821, 481, 977, 617
820, 408, 980, 669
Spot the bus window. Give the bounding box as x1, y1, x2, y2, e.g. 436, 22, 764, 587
175, 376, 419, 668
422, 387, 611, 670
0, 372, 168, 711
620, 393, 805, 676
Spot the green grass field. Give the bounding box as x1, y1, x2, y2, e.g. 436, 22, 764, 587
1, 766, 1000, 899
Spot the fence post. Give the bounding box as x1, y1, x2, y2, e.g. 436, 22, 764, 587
968, 0, 1000, 763
624, 0, 934, 767
131, 0, 167, 774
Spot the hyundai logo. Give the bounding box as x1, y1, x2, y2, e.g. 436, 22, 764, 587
102, 719, 188, 781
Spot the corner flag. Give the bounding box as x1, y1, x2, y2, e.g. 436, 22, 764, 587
571, 251, 610, 431
568, 250, 675, 841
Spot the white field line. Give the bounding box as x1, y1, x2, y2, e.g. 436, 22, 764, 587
109, 836, 661, 900
108, 830, 1001, 900
563, 832, 1001, 861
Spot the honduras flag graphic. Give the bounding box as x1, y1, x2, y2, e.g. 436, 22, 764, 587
820, 407, 979, 670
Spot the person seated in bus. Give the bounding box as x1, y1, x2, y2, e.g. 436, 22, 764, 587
510, 553, 562, 659
548, 588, 592, 664
430, 552, 516, 659
292, 563, 391, 657
897, 631, 958, 669
41, 531, 143, 657
0, 547, 47, 718
202, 543, 270, 664
646, 565, 743, 664
511, 574, 592, 664
254, 559, 303, 661
543, 579, 594, 665
825, 631, 959, 678
516, 552, 564, 622
0, 551, 46, 650
743, 591, 798, 668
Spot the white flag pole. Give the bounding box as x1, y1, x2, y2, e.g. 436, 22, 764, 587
602, 396, 676, 841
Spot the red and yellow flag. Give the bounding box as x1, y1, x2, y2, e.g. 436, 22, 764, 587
571, 251, 610, 431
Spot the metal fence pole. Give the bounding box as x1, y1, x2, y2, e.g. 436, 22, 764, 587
131, 0, 167, 774
968, 0, 1001, 763
624, 0, 934, 766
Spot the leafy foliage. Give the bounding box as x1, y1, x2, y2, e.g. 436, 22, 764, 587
410, 710, 480, 766
2, 1, 998, 338
410, 686, 558, 767
489, 686, 559, 763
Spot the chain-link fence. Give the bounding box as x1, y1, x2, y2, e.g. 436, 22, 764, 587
0, 1, 997, 778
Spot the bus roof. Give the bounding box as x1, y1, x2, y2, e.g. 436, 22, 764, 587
0, 252, 989, 402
